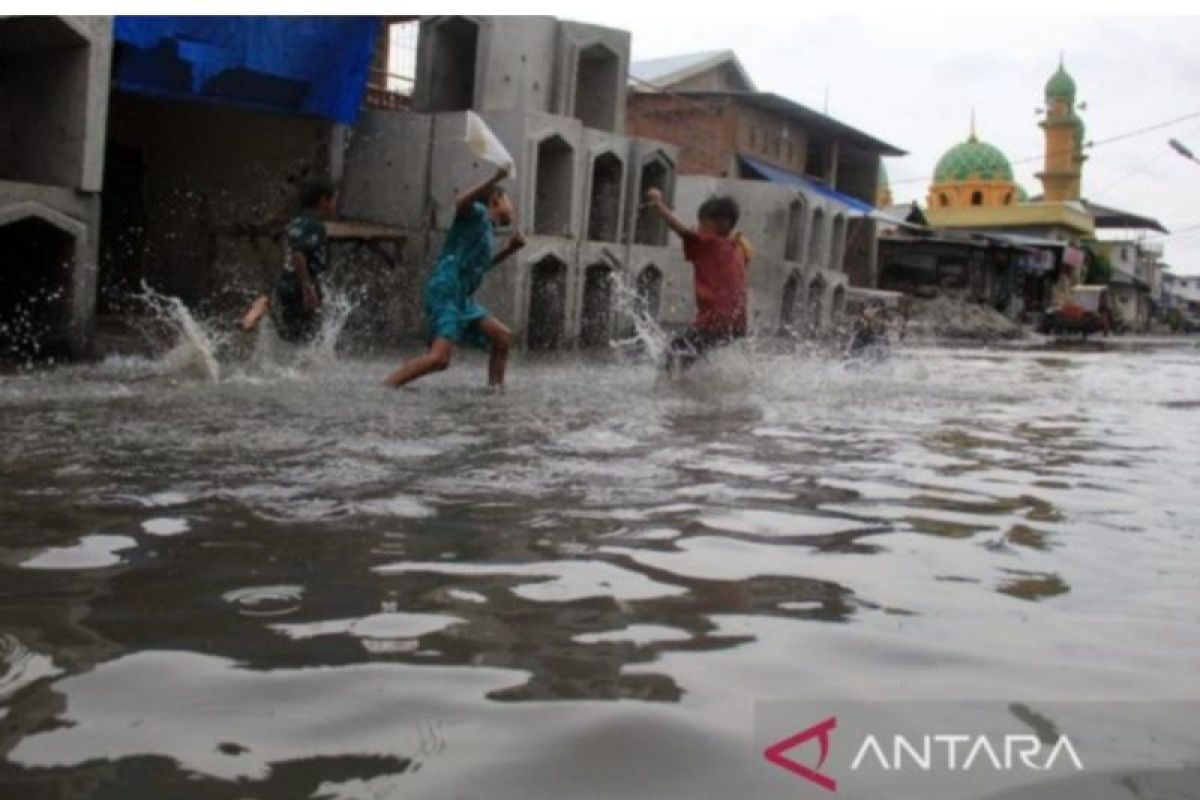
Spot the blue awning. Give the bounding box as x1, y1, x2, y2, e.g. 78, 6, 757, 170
113, 16, 380, 124
737, 153, 875, 214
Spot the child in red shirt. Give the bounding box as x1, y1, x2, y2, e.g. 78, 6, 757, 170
645, 188, 753, 372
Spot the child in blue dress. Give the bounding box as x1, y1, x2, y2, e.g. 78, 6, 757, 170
384, 167, 525, 389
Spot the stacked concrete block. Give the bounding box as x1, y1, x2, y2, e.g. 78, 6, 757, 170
0, 16, 112, 358
340, 110, 435, 229
553, 21, 630, 134
623, 244, 692, 329
580, 129, 630, 246
413, 16, 630, 134
626, 139, 680, 249
343, 16, 686, 349
506, 235, 578, 350
413, 16, 560, 116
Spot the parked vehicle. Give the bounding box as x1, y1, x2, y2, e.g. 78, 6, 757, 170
1040, 285, 1112, 338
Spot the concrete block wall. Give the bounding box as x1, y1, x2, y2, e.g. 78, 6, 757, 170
0, 16, 112, 358
340, 110, 435, 228
412, 16, 629, 134
338, 16, 689, 350
674, 174, 852, 333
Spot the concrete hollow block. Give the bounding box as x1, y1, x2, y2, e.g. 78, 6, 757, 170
414, 16, 561, 115
507, 236, 577, 350
626, 243, 691, 330
533, 133, 576, 237
0, 16, 111, 194
554, 21, 630, 133
414, 16, 483, 113
341, 110, 434, 227
526, 251, 570, 350
586, 151, 624, 243
627, 142, 678, 247
578, 259, 616, 348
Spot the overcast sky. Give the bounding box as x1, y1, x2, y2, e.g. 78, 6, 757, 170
577, 15, 1200, 274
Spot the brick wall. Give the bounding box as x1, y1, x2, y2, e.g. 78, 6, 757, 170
629, 93, 823, 179
627, 94, 733, 176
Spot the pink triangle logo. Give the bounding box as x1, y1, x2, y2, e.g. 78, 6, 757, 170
763, 716, 838, 792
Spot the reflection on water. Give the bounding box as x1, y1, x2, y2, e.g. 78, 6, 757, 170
2, 337, 1200, 798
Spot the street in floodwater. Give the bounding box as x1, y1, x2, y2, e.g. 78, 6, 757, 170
1, 337, 1199, 798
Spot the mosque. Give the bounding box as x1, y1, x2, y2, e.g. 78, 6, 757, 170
875, 57, 1169, 328
921, 59, 1094, 241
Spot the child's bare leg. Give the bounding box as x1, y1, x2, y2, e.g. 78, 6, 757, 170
241, 295, 271, 331
383, 338, 454, 389
478, 316, 512, 387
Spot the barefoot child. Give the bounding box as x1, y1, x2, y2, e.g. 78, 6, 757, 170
241, 177, 337, 342
384, 167, 525, 389
645, 189, 753, 372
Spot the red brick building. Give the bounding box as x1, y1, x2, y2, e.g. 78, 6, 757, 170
626, 50, 903, 207
627, 50, 905, 287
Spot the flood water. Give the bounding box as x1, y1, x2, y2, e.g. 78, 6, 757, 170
2, 333, 1199, 798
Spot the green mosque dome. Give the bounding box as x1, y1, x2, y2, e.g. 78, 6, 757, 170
934, 135, 1015, 183
1045, 63, 1076, 101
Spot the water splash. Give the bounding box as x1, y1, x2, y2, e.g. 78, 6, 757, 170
136, 282, 223, 383
299, 288, 357, 367
607, 271, 671, 365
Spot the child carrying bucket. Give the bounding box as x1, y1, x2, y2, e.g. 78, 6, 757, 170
384, 114, 525, 389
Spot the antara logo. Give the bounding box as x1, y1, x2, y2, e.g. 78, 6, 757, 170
763, 716, 839, 792
764, 717, 1084, 793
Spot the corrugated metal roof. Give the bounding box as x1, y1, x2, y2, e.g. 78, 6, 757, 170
629, 49, 756, 92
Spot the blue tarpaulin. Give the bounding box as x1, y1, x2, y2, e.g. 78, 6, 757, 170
113, 16, 380, 124
737, 153, 875, 214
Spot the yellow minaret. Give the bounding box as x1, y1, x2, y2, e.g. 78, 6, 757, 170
1037, 56, 1087, 202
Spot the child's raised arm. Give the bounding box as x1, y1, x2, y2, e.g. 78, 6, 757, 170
456, 166, 510, 217
645, 188, 692, 239
492, 231, 526, 266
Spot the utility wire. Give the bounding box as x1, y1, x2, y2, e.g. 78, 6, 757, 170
890, 109, 1200, 187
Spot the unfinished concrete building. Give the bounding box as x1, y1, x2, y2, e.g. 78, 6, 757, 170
0, 16, 112, 358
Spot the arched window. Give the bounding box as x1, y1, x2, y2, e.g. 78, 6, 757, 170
1003, 192, 1013, 205
970, 191, 983, 206
939, 193, 950, 208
